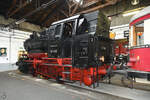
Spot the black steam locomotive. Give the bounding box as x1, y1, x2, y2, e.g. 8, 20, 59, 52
18, 11, 115, 87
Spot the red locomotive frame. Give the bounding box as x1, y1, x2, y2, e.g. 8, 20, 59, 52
24, 53, 116, 87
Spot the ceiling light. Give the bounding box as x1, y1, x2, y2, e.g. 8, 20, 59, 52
123, 11, 140, 16
131, 0, 139, 5
15, 19, 26, 24
74, 0, 83, 4
122, 7, 145, 17
75, 0, 80, 2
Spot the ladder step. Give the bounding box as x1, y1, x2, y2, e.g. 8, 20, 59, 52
43, 63, 72, 67
63, 64, 72, 67
62, 72, 71, 74
59, 78, 75, 83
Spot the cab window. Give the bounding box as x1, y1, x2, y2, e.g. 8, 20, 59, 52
62, 21, 75, 38
77, 18, 89, 35
55, 24, 61, 35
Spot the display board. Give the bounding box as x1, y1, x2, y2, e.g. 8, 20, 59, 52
0, 48, 7, 57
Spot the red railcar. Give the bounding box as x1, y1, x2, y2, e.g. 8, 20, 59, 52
113, 6, 150, 82
128, 6, 150, 73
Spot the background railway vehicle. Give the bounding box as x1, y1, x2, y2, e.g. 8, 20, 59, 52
114, 39, 129, 67
128, 6, 150, 79
17, 10, 116, 87
114, 6, 150, 86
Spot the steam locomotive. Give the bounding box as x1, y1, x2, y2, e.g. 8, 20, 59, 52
18, 6, 150, 88
17, 10, 115, 87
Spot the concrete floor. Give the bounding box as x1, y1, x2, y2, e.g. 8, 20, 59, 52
0, 64, 150, 100
108, 74, 150, 91
0, 71, 129, 100
0, 63, 17, 72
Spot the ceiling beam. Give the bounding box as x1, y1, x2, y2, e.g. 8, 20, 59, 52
79, 0, 118, 14
44, 11, 60, 26
70, 0, 83, 16
70, 3, 76, 8
42, 1, 63, 26
65, 0, 71, 8
6, 0, 58, 28
82, 0, 99, 8
44, 16, 56, 27
65, 0, 72, 16
42, 9, 58, 26
59, 9, 69, 17
39, 5, 56, 23
6, 0, 17, 17
7, 1, 31, 18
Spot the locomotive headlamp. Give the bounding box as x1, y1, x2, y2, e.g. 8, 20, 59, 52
109, 32, 116, 39
100, 56, 105, 62
123, 7, 144, 17
114, 56, 116, 61
45, 53, 48, 55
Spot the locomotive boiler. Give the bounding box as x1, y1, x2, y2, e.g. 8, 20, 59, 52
17, 10, 115, 87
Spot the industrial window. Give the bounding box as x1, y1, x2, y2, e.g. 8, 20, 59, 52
135, 23, 144, 46
62, 21, 74, 38
50, 29, 55, 35
55, 25, 61, 35
136, 32, 144, 46
48, 29, 55, 37
87, 20, 97, 34
77, 18, 88, 35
